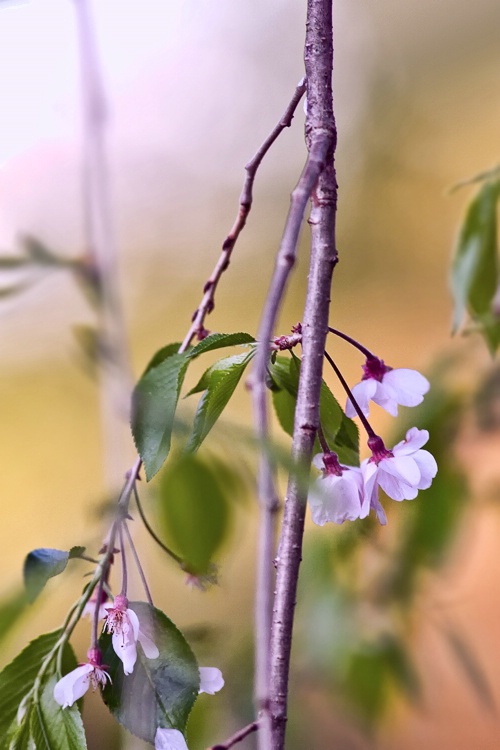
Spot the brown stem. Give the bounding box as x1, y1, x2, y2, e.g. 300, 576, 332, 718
250, 99, 330, 750
268, 2, 338, 748
181, 78, 306, 351
208, 721, 260, 750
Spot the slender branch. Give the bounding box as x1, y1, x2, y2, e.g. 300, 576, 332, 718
133, 485, 183, 565
267, 2, 338, 748
181, 78, 307, 351
250, 96, 330, 750
208, 721, 260, 750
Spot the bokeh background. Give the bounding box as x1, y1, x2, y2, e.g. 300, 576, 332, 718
1, 1, 500, 748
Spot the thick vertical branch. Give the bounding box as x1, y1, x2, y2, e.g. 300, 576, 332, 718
268, 1, 337, 748
251, 135, 329, 750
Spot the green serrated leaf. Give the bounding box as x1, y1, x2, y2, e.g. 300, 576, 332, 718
7, 707, 33, 750
158, 454, 229, 574
269, 355, 351, 460
451, 180, 499, 333
23, 549, 69, 604
0, 630, 61, 746
0, 589, 28, 647
187, 332, 255, 359
186, 353, 253, 451
131, 353, 190, 480
100, 602, 199, 744
31, 675, 87, 750
331, 413, 360, 467
142, 343, 183, 376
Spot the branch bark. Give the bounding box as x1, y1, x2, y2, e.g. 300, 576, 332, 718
268, 1, 338, 748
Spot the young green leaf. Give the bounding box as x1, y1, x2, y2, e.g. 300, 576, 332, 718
0, 630, 61, 746
186, 352, 253, 452
158, 454, 230, 574
142, 343, 183, 376
100, 602, 199, 744
30, 675, 87, 750
269, 355, 351, 459
23, 549, 71, 604
132, 352, 190, 480
187, 331, 255, 359
451, 180, 499, 334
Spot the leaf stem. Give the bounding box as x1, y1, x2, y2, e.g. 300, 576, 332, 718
208, 721, 260, 750
327, 326, 376, 359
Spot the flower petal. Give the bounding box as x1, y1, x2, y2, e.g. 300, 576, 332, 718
383, 369, 429, 406
138, 628, 160, 660
53, 664, 93, 708
199, 667, 224, 695
112, 632, 137, 675
393, 427, 429, 455
155, 728, 189, 750
381, 455, 421, 486
308, 471, 365, 525
413, 449, 438, 489
345, 379, 377, 418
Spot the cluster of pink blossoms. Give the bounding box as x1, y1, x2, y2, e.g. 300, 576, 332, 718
309, 360, 437, 526
54, 595, 223, 749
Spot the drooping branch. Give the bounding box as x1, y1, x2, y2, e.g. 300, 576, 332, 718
267, 1, 338, 748
250, 88, 331, 750
181, 78, 307, 350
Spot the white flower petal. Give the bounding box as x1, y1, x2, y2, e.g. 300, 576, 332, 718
199, 667, 224, 695
383, 369, 429, 406
381, 455, 421, 486
138, 629, 160, 660
345, 380, 377, 418
413, 449, 438, 489
112, 632, 137, 675
393, 427, 429, 455
155, 728, 189, 750
53, 664, 93, 708
308, 470, 365, 525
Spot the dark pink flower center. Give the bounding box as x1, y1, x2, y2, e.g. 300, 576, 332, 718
322, 452, 343, 476
362, 356, 392, 383
367, 435, 394, 465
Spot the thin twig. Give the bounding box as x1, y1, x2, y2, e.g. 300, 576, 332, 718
249, 96, 330, 750
133, 485, 183, 565
208, 721, 260, 750
267, 2, 338, 748
123, 520, 154, 605
181, 78, 307, 351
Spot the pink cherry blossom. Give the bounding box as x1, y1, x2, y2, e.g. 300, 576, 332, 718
104, 595, 159, 675
155, 728, 189, 750
308, 453, 369, 525
362, 428, 438, 507
345, 357, 430, 418
54, 648, 111, 708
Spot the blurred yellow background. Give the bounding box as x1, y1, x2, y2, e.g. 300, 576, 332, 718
1, 1, 500, 748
